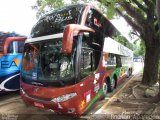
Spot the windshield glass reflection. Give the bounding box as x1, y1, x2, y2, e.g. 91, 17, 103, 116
22, 38, 76, 85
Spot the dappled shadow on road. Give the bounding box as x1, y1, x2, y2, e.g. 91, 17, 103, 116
0, 91, 20, 100
0, 114, 89, 120
0, 76, 135, 120
17, 114, 87, 120
90, 74, 160, 120
2, 73, 160, 120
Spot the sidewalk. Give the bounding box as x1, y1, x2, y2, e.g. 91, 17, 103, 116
91, 74, 160, 120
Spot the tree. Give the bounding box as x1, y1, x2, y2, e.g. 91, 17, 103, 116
33, 0, 160, 86
157, 0, 160, 29
32, 0, 94, 18
100, 0, 160, 85
133, 40, 145, 57
156, 0, 160, 99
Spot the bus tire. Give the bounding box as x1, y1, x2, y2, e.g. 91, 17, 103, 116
108, 77, 116, 92
127, 68, 132, 78
102, 80, 108, 98
127, 68, 132, 77
129, 68, 132, 76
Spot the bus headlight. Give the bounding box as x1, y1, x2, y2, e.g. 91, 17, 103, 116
51, 93, 77, 103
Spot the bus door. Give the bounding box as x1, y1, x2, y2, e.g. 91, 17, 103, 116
116, 55, 125, 83
0, 37, 26, 92
77, 32, 100, 110
62, 25, 101, 111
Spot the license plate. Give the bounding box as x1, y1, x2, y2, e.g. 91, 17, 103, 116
34, 102, 44, 108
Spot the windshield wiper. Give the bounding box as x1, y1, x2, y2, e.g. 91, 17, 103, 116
31, 81, 44, 86
42, 79, 65, 87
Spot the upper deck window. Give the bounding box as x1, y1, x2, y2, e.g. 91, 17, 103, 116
86, 9, 103, 31
31, 5, 85, 38
0, 33, 11, 53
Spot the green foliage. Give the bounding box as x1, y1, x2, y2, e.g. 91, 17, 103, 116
99, 0, 117, 19
33, 0, 67, 18
133, 40, 145, 57
34, 0, 87, 17
106, 3, 116, 19
33, 0, 117, 19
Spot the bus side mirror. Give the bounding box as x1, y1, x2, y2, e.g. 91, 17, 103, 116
3, 37, 27, 56
62, 24, 95, 54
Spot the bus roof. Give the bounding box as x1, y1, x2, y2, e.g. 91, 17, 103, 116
103, 37, 133, 57
28, 4, 133, 50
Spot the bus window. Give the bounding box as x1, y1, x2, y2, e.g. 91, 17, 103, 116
107, 54, 116, 66
22, 43, 39, 73
22, 38, 76, 86
7, 42, 13, 53
80, 34, 94, 79
86, 9, 103, 31
80, 32, 101, 79
40, 39, 74, 80
80, 48, 93, 79
116, 55, 122, 67
0, 40, 3, 53
86, 9, 93, 27
18, 41, 25, 53
31, 5, 84, 38
91, 31, 103, 67
121, 56, 129, 65
0, 33, 10, 53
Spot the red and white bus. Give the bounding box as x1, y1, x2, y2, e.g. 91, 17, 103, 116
20, 4, 133, 115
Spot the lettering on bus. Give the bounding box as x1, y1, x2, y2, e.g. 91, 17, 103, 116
1, 61, 18, 68
43, 10, 73, 23
55, 10, 73, 23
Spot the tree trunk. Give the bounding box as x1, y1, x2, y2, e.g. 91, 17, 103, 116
142, 44, 160, 85
158, 50, 160, 98
157, 0, 160, 21
156, 0, 160, 95
148, 60, 160, 103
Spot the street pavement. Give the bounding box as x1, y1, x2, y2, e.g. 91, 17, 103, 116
0, 62, 144, 120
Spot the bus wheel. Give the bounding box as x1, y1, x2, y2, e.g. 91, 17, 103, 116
108, 77, 116, 92
127, 69, 132, 78
101, 81, 108, 99
127, 70, 130, 78
129, 69, 132, 76
103, 82, 108, 95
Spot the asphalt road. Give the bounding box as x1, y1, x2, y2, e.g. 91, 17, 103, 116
0, 77, 135, 120
0, 62, 143, 120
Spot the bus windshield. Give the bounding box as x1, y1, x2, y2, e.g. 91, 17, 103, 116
0, 39, 3, 52
21, 38, 76, 87
30, 5, 84, 38
0, 33, 11, 53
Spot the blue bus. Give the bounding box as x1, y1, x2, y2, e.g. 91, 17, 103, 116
0, 32, 26, 93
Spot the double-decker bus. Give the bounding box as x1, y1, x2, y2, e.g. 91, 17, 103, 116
20, 4, 133, 115
0, 32, 26, 93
